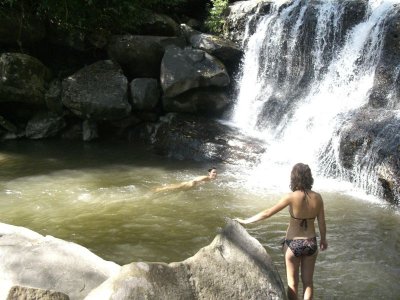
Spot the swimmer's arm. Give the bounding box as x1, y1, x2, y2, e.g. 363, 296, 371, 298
317, 200, 328, 250
235, 195, 291, 225
190, 176, 209, 185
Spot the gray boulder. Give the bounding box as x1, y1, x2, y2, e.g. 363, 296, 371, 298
107, 35, 186, 79
85, 219, 286, 300
62, 60, 131, 121
0, 222, 121, 300
160, 46, 230, 98
0, 53, 51, 105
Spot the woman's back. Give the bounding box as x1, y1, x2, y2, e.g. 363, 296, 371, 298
286, 190, 323, 239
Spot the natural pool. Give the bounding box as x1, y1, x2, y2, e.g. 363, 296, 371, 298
0, 140, 399, 299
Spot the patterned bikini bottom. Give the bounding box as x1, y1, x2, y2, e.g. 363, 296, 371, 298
285, 237, 318, 257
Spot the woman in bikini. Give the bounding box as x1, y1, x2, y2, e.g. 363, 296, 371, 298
235, 163, 327, 300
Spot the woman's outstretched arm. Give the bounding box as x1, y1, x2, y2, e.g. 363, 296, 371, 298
235, 195, 291, 225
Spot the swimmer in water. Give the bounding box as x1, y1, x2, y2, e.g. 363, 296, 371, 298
154, 167, 217, 192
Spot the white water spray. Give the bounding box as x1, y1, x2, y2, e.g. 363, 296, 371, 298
232, 0, 400, 196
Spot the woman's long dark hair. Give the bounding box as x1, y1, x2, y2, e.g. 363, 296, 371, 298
290, 163, 314, 191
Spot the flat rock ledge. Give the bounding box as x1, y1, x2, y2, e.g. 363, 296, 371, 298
0, 220, 286, 300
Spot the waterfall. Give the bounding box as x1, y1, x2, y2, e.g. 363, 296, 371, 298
231, 0, 400, 197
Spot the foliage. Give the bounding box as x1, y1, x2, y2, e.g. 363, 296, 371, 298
204, 0, 229, 35
0, 0, 187, 33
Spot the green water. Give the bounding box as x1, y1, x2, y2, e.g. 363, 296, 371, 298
0, 140, 399, 299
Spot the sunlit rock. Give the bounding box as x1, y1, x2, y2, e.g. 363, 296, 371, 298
160, 46, 230, 98
0, 223, 121, 300
85, 219, 286, 300
181, 24, 243, 74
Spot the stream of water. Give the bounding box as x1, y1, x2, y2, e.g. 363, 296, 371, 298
0, 140, 399, 299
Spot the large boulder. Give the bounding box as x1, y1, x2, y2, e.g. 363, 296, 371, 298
62, 60, 131, 121
0, 223, 121, 300
107, 35, 186, 79
0, 53, 51, 105
85, 219, 286, 300
160, 46, 230, 98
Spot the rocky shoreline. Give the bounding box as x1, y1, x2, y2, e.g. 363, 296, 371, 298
0, 220, 286, 300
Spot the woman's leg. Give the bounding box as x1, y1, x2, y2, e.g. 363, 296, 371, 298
284, 244, 301, 300
300, 252, 318, 300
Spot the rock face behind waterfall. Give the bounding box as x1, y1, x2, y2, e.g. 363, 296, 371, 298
85, 219, 286, 300
0, 221, 286, 300
129, 113, 266, 165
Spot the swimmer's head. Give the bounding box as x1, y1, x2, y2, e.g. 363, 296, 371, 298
208, 167, 217, 179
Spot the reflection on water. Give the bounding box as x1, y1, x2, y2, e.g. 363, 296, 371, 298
0, 140, 399, 299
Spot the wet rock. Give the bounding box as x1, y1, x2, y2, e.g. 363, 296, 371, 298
130, 113, 265, 165
369, 7, 400, 109
223, 0, 273, 45
335, 109, 400, 204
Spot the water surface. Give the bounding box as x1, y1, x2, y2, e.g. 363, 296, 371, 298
0, 140, 399, 299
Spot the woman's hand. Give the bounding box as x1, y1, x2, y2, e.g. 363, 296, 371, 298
233, 218, 247, 225
320, 239, 328, 251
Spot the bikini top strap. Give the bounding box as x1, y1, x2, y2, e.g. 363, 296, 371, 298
289, 190, 314, 230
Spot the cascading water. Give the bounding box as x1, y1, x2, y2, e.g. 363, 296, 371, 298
231, 0, 400, 198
